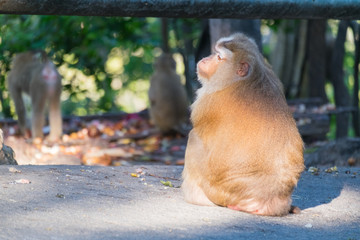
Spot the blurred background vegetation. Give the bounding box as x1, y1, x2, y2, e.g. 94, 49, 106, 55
0, 16, 202, 116
0, 16, 359, 140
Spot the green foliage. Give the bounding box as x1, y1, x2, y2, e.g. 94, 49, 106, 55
0, 15, 164, 117
327, 115, 337, 140
261, 19, 283, 32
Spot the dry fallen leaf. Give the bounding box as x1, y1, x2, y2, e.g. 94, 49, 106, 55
308, 167, 320, 175
87, 125, 101, 138
41, 145, 60, 155
170, 146, 181, 151
76, 128, 88, 139
176, 159, 185, 165
82, 153, 111, 166
304, 223, 313, 228
348, 157, 356, 166
56, 193, 65, 198
325, 166, 338, 173
33, 137, 42, 146
15, 179, 31, 184
70, 132, 79, 139
102, 148, 131, 157
61, 146, 82, 155
160, 180, 173, 187
113, 121, 124, 130
118, 138, 132, 145
103, 126, 115, 136
9, 167, 21, 173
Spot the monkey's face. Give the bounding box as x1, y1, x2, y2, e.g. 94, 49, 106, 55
197, 54, 221, 80
197, 38, 233, 82
197, 34, 250, 87
42, 63, 60, 95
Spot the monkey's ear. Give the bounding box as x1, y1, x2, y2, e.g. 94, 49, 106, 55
236, 62, 249, 77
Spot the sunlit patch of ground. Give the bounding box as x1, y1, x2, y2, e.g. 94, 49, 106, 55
4, 113, 187, 166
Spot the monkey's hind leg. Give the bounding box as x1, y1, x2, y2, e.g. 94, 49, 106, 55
48, 95, 62, 141
182, 178, 215, 207
30, 91, 46, 139
228, 196, 294, 216
10, 87, 28, 136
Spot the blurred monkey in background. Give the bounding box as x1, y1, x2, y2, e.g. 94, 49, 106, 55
148, 53, 189, 133
7, 50, 62, 141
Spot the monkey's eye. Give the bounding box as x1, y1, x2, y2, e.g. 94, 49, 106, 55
217, 54, 222, 60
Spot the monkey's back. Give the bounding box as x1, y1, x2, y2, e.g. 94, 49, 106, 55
190, 80, 304, 215
8, 51, 48, 94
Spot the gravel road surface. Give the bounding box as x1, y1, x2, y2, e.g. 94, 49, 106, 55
0, 165, 359, 240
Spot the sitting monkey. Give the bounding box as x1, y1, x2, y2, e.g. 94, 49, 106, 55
148, 53, 189, 133
182, 33, 304, 216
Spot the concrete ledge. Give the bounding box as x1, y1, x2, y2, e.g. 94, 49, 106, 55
1, 165, 359, 240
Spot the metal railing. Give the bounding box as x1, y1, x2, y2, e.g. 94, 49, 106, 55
0, 0, 359, 19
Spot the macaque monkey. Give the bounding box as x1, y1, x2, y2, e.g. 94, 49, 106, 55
182, 33, 304, 216
7, 50, 62, 141
148, 53, 188, 133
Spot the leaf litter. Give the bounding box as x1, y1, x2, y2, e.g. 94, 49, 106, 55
2, 103, 339, 166
3, 111, 188, 166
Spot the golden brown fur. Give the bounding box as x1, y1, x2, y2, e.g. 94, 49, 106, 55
182, 33, 304, 216
7, 50, 62, 141
148, 53, 188, 133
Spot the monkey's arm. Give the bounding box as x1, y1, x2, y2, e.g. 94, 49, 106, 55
182, 130, 215, 206
9, 84, 27, 135
30, 87, 46, 139
48, 91, 63, 141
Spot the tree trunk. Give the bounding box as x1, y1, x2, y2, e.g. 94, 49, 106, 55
193, 19, 262, 100
209, 19, 262, 52
307, 20, 327, 103
0, 88, 11, 118
270, 21, 289, 90
290, 20, 308, 98
350, 21, 360, 136
270, 20, 307, 98
195, 20, 211, 64
330, 20, 351, 138
161, 18, 169, 53
181, 20, 197, 102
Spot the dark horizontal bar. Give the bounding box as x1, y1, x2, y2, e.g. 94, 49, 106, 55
0, 0, 359, 19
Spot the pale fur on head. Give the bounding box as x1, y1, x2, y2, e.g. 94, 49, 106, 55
196, 34, 256, 99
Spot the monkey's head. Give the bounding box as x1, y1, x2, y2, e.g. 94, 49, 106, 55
197, 33, 262, 91
154, 53, 176, 71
